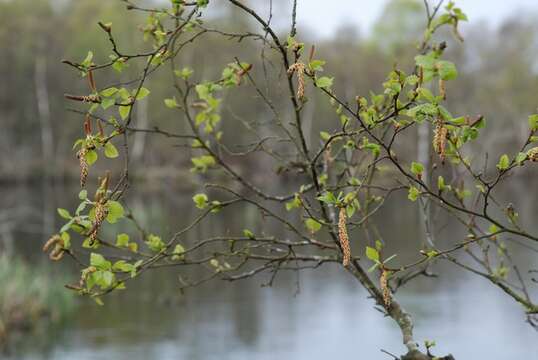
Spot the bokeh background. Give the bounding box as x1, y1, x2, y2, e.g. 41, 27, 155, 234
1, 0, 538, 359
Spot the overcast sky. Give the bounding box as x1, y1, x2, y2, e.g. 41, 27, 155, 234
294, 0, 538, 38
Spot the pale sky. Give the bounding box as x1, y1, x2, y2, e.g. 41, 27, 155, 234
293, 0, 538, 38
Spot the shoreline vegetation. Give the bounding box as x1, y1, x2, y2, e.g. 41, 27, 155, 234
0, 255, 75, 351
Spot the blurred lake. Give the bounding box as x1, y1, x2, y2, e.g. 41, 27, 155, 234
2, 182, 538, 360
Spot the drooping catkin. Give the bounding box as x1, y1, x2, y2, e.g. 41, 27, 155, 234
528, 147, 538, 162
43, 234, 65, 261
77, 148, 89, 187
380, 269, 391, 308
439, 79, 446, 100
89, 200, 108, 245
287, 62, 306, 100
43, 234, 61, 252
433, 120, 448, 163
338, 207, 351, 266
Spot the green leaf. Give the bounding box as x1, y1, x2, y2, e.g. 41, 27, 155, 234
408, 186, 420, 201
496, 154, 510, 171
81, 51, 94, 68
417, 87, 435, 103
410, 162, 424, 177
78, 189, 88, 200
285, 195, 301, 211
191, 155, 216, 173
119, 105, 131, 120
146, 234, 165, 252
317, 191, 337, 204
164, 98, 178, 108
85, 150, 98, 165
437, 176, 446, 191
90, 253, 111, 270
437, 60, 458, 80
101, 98, 115, 110
305, 218, 322, 233
136, 87, 150, 100
365, 246, 380, 262
128, 242, 138, 253
320, 131, 331, 141
104, 142, 119, 158
112, 260, 133, 273
100, 87, 118, 97
174, 67, 193, 79
515, 152, 527, 165
118, 88, 131, 100
106, 201, 125, 223
529, 115, 538, 131
57, 208, 72, 219
192, 193, 209, 209
308, 59, 325, 71
243, 229, 255, 239
315, 76, 333, 89
172, 244, 185, 260
116, 233, 130, 247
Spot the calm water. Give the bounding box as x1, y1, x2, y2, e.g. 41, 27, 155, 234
2, 182, 538, 359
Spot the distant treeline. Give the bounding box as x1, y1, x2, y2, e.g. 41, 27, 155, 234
1, 0, 537, 182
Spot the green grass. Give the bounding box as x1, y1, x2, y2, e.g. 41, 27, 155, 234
0, 254, 74, 344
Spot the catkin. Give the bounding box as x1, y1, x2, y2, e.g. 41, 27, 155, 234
338, 207, 351, 266
528, 147, 538, 162
43, 234, 65, 261
439, 79, 446, 100
380, 269, 391, 308
77, 148, 89, 187
89, 200, 108, 245
433, 120, 448, 163
287, 62, 306, 100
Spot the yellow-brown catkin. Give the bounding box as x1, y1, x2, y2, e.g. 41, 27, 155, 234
43, 234, 65, 261
287, 62, 306, 100
433, 120, 448, 163
439, 79, 446, 100
338, 207, 351, 266
80, 266, 97, 287
43, 234, 61, 252
380, 269, 391, 308
89, 200, 108, 245
528, 147, 538, 162
77, 148, 89, 187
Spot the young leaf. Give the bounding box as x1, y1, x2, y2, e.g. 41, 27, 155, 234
410, 162, 424, 177
104, 142, 119, 158
57, 208, 71, 219
315, 76, 333, 89
496, 154, 510, 170
106, 201, 125, 223
85, 150, 98, 165
529, 114, 538, 131
116, 233, 130, 247
305, 218, 322, 233
119, 105, 131, 120
136, 87, 150, 100
365, 246, 380, 262
193, 193, 209, 209
408, 186, 420, 201
437, 60, 458, 80
164, 98, 178, 108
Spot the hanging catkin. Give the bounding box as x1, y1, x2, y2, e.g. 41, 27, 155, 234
380, 269, 392, 308
287, 62, 306, 100
77, 148, 89, 187
433, 120, 448, 163
338, 207, 351, 266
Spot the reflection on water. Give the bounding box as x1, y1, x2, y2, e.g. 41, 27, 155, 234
2, 183, 538, 359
